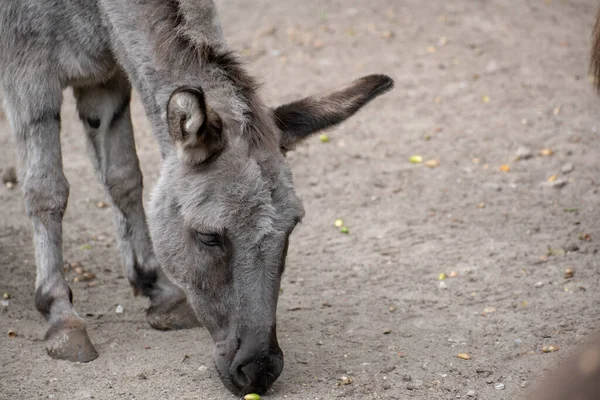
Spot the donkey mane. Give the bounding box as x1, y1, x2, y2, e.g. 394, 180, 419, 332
151, 0, 278, 151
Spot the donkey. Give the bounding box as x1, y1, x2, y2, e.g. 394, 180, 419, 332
0, 0, 393, 395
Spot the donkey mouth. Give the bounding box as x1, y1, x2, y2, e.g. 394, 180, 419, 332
213, 347, 284, 396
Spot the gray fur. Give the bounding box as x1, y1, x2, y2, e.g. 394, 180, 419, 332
0, 0, 393, 394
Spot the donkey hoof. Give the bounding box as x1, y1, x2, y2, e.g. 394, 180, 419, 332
45, 317, 98, 363
147, 298, 201, 331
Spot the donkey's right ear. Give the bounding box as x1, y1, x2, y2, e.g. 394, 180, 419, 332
167, 87, 224, 165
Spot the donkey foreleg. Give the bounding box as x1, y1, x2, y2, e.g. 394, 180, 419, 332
3, 80, 98, 362
73, 72, 199, 330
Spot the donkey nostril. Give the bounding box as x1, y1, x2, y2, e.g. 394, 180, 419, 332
230, 364, 250, 389
230, 357, 271, 391
241, 362, 259, 384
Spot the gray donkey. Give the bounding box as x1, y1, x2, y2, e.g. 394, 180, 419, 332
0, 0, 393, 395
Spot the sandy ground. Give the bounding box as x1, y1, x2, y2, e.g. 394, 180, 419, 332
1, 0, 600, 399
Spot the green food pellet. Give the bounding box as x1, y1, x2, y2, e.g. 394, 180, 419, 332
319, 134, 330, 143
244, 394, 261, 400
409, 155, 423, 164
340, 226, 349, 234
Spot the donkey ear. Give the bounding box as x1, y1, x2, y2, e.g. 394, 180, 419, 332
273, 74, 394, 151
167, 86, 224, 164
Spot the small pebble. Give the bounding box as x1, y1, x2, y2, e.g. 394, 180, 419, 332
406, 380, 423, 390
425, 159, 440, 168
115, 304, 124, 314
438, 281, 448, 289
381, 30, 394, 40
495, 383, 505, 390
402, 374, 412, 382
534, 281, 544, 288
79, 272, 96, 282
8, 330, 17, 338
1, 300, 9, 307
484, 182, 502, 192
542, 345, 559, 353
565, 243, 580, 252
514, 338, 522, 346
515, 146, 533, 160
564, 268, 575, 279
561, 163, 574, 174
380, 365, 396, 374
338, 376, 353, 386
485, 59, 499, 74
467, 389, 476, 397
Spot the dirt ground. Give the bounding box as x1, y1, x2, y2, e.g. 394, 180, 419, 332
1, 0, 600, 399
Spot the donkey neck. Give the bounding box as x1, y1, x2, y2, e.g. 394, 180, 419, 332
99, 0, 275, 156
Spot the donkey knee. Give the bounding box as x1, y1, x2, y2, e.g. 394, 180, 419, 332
22, 170, 70, 220
104, 165, 143, 211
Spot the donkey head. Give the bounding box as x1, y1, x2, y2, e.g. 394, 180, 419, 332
148, 74, 393, 395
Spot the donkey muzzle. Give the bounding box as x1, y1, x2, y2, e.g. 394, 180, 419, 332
229, 344, 283, 394
214, 326, 284, 395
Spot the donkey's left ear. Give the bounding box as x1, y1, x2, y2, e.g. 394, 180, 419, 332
167, 86, 224, 164
273, 74, 394, 152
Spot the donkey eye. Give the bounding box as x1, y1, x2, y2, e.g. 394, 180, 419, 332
195, 232, 223, 247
